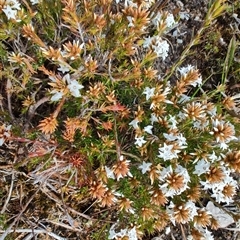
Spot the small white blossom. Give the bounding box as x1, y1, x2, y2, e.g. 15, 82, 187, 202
208, 151, 219, 162
50, 90, 64, 102
127, 227, 137, 240
143, 36, 153, 48
219, 141, 229, 150
165, 13, 176, 28
138, 161, 152, 174
143, 125, 153, 134
202, 228, 214, 240
193, 159, 210, 176
152, 12, 176, 29
178, 65, 194, 76
30, 0, 39, 4
68, 80, 84, 97
150, 113, 158, 124
58, 63, 70, 73
3, 5, 18, 19
129, 118, 139, 129
135, 136, 147, 147
193, 119, 209, 130
165, 227, 171, 235
11, 0, 21, 9
143, 87, 155, 100
185, 201, 198, 220
176, 134, 187, 148
168, 115, 178, 129
2, 0, 21, 20
158, 143, 180, 161
105, 166, 115, 179
163, 132, 177, 141
151, 12, 162, 27
153, 38, 169, 60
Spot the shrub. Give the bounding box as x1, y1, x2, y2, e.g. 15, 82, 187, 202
0, 0, 239, 239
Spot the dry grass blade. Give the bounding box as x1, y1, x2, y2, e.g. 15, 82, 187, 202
0, 171, 14, 214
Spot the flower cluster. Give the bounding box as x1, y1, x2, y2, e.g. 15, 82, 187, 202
1, 0, 20, 20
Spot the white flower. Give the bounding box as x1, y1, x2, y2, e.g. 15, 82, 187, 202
160, 165, 191, 196
165, 13, 176, 28
58, 63, 70, 73
152, 12, 176, 29
135, 136, 147, 147
105, 166, 115, 179
163, 133, 177, 141
168, 115, 178, 129
143, 36, 153, 48
153, 39, 169, 60
210, 119, 237, 143
3, 5, 18, 19
178, 65, 202, 87
159, 165, 190, 197
175, 165, 190, 184
138, 161, 152, 174
67, 79, 84, 97
108, 224, 118, 239
158, 143, 179, 161
176, 134, 187, 148
150, 113, 158, 124
193, 159, 210, 176
50, 90, 64, 101
193, 119, 209, 130
126, 16, 134, 27
143, 125, 153, 134
201, 228, 214, 240
143, 87, 155, 100
127, 227, 137, 240
219, 141, 229, 150
9, 0, 21, 9
178, 65, 194, 76
185, 201, 198, 220
165, 226, 171, 235
129, 119, 139, 129
208, 151, 219, 162
143, 35, 170, 60
30, 0, 39, 4
2, 0, 21, 20
151, 12, 162, 27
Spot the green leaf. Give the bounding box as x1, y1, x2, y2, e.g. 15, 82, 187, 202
222, 35, 237, 84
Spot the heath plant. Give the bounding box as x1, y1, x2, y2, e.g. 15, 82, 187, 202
0, 0, 239, 239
